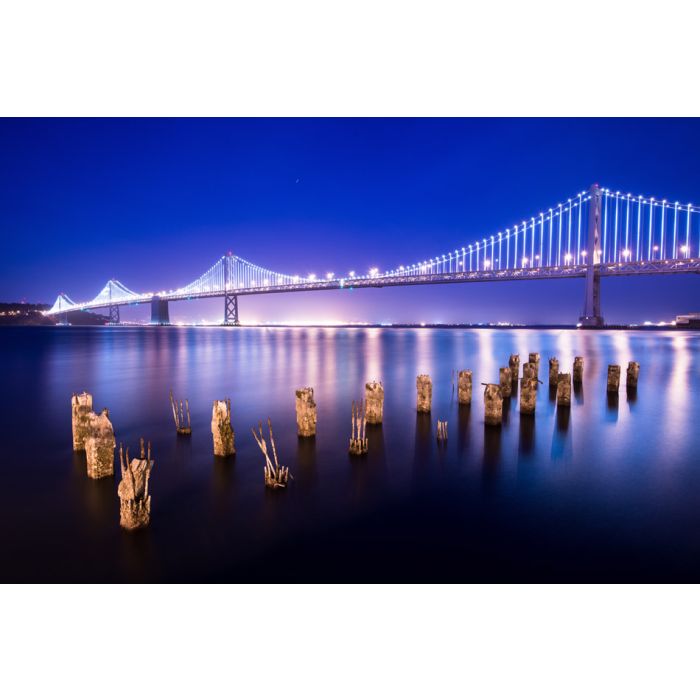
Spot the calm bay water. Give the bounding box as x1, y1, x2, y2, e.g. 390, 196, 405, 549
2, 325, 699, 582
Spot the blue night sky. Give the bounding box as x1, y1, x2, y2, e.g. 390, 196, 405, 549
1, 118, 699, 324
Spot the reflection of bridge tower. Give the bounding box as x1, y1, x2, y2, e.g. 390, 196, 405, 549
223, 252, 240, 326
580, 184, 604, 327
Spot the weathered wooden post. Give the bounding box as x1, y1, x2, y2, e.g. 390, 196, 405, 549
169, 390, 191, 435
436, 420, 448, 441
365, 380, 384, 424
482, 383, 503, 425
573, 356, 584, 383
556, 373, 571, 407
349, 400, 368, 455
457, 370, 473, 404
549, 357, 559, 386
607, 365, 621, 393
118, 438, 153, 530
528, 353, 540, 378
626, 361, 640, 388
71, 391, 93, 451
295, 387, 317, 437
509, 354, 520, 382
499, 367, 512, 398
211, 398, 235, 456
416, 374, 432, 413
520, 378, 538, 414
252, 419, 291, 488
522, 362, 537, 382
85, 409, 116, 479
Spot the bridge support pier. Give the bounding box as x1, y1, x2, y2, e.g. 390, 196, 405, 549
224, 292, 239, 326
108, 304, 120, 325
150, 297, 170, 325
579, 183, 605, 328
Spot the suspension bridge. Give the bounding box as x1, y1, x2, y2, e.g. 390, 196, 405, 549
45, 184, 700, 327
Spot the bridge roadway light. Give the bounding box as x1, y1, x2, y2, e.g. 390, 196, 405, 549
326, 272, 334, 280
564, 253, 572, 263
622, 249, 631, 259
680, 245, 689, 255
308, 274, 317, 281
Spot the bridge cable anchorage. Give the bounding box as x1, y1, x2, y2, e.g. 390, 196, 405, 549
44, 187, 700, 325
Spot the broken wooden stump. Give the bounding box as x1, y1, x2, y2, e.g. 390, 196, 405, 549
252, 419, 291, 488
457, 370, 472, 404
71, 391, 93, 451
556, 373, 572, 407
528, 353, 540, 377
349, 400, 369, 455
211, 398, 235, 457
365, 380, 384, 424
522, 362, 537, 383
499, 367, 512, 398
626, 361, 640, 388
295, 387, 317, 437
118, 438, 153, 531
436, 419, 448, 441
607, 365, 621, 393
549, 357, 559, 386
573, 356, 584, 383
482, 383, 503, 425
416, 374, 432, 413
169, 390, 191, 435
85, 409, 115, 479
520, 378, 538, 414
509, 354, 520, 382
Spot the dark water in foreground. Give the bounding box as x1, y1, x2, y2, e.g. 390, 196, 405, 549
2, 326, 700, 582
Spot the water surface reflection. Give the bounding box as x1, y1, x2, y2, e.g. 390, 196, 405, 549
2, 326, 700, 582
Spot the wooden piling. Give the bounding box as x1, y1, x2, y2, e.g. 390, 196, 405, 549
607, 365, 621, 393
295, 387, 317, 437
499, 367, 512, 398
509, 354, 520, 382
528, 353, 540, 378
482, 383, 503, 425
71, 391, 93, 451
85, 409, 115, 479
252, 419, 291, 488
416, 374, 432, 413
520, 378, 538, 414
365, 380, 384, 424
457, 370, 473, 405
211, 398, 235, 456
573, 356, 584, 383
349, 400, 369, 455
626, 361, 640, 388
436, 420, 448, 441
169, 390, 191, 435
117, 438, 153, 530
556, 373, 571, 407
548, 357, 559, 386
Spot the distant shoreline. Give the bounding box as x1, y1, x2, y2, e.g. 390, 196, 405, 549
4, 322, 697, 331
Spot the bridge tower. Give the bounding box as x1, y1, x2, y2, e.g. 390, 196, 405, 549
223, 253, 240, 326
580, 184, 605, 327
107, 281, 120, 325
150, 296, 170, 325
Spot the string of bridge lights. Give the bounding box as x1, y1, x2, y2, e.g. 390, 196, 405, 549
47, 186, 700, 314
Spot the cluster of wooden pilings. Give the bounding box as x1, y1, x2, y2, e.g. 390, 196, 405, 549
409, 353, 640, 431
71, 356, 640, 522
71, 391, 154, 531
